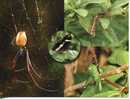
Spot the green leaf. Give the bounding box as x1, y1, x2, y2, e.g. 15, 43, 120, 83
94, 90, 120, 97
74, 69, 91, 83
110, 7, 123, 16
79, 16, 92, 34
86, 4, 103, 16
81, 85, 98, 97
48, 31, 80, 63
111, 0, 128, 9
88, 64, 100, 81
110, 0, 128, 16
108, 49, 128, 65
75, 9, 88, 17
48, 56, 64, 79
99, 18, 110, 29
101, 0, 111, 9
84, 0, 105, 4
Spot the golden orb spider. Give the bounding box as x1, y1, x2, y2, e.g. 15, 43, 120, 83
10, 0, 57, 92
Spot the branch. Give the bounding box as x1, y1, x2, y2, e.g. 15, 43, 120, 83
100, 64, 128, 79
90, 15, 99, 36
103, 78, 128, 93
64, 81, 86, 96
89, 12, 111, 36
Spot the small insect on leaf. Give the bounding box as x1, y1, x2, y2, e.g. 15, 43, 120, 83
48, 31, 80, 63
52, 34, 72, 52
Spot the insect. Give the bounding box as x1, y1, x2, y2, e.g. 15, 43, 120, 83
52, 34, 72, 52
49, 31, 81, 63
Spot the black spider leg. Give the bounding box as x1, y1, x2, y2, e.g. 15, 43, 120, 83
26, 49, 58, 92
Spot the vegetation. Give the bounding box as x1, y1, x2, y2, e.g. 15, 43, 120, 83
0, 0, 128, 97
64, 0, 128, 97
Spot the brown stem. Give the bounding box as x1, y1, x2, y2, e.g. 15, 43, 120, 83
90, 15, 99, 36
100, 64, 128, 79
64, 63, 76, 96
64, 81, 86, 95
90, 12, 111, 36
103, 78, 128, 93
104, 79, 122, 89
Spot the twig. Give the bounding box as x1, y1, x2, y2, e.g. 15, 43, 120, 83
64, 63, 76, 96
104, 78, 122, 89
100, 64, 128, 79
64, 81, 86, 96
99, 64, 128, 93
90, 12, 111, 36
90, 15, 99, 36
103, 78, 128, 93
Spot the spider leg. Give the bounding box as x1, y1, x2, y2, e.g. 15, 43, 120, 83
26, 50, 42, 79
26, 49, 58, 92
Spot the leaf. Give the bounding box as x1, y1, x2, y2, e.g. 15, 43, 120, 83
78, 15, 128, 47
48, 56, 64, 79
111, 0, 128, 9
110, 0, 128, 16
48, 31, 80, 63
86, 4, 103, 16
74, 69, 91, 83
100, 0, 111, 9
65, 21, 85, 35
83, 0, 105, 4
88, 64, 100, 81
99, 18, 110, 29
103, 30, 116, 44
94, 90, 120, 97
109, 16, 128, 44
81, 85, 98, 97
108, 49, 128, 65
75, 9, 88, 17
79, 16, 92, 33
64, 0, 69, 4
110, 7, 123, 16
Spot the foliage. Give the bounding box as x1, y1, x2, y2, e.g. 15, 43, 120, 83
48, 31, 80, 63
64, 0, 128, 97
65, 0, 128, 47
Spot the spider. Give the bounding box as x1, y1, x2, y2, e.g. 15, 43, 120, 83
11, 0, 57, 92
